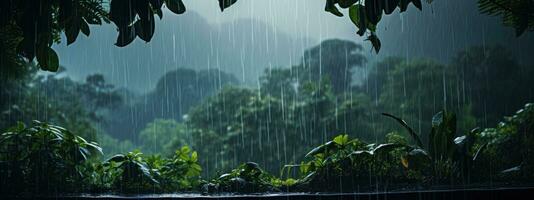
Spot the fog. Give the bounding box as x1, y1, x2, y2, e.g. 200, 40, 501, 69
3, 0, 534, 195
53, 0, 534, 93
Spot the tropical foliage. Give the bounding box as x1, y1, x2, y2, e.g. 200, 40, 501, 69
477, 0, 534, 36
1, 103, 533, 195
0, 121, 102, 193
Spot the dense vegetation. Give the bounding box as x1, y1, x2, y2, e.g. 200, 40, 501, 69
1, 38, 534, 195
1, 0, 533, 197
1, 102, 533, 194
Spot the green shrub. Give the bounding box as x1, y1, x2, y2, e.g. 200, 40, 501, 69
0, 121, 102, 194
477, 103, 534, 181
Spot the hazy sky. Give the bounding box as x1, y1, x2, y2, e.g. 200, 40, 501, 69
184, 0, 358, 40
52, 1, 534, 92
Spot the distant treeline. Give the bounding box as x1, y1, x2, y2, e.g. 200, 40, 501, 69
1, 40, 534, 176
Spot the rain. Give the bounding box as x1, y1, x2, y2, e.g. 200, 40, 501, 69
1, 0, 534, 199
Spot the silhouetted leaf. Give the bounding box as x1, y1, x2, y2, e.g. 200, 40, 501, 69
338, 0, 359, 8
155, 8, 163, 19
115, 26, 136, 47
325, 0, 344, 17
383, 0, 400, 14
219, 0, 238, 12
135, 0, 151, 21
135, 11, 155, 42
366, 33, 382, 53
65, 20, 80, 45
80, 19, 90, 36
399, 0, 411, 12
365, 0, 383, 24
150, 0, 164, 9
166, 0, 186, 14
85, 16, 102, 25
412, 0, 423, 10
36, 46, 59, 72
110, 0, 135, 28
349, 5, 368, 36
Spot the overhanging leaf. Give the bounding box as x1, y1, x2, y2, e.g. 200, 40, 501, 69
366, 32, 382, 53
110, 0, 136, 28
383, 0, 401, 14
166, 0, 186, 14
365, 0, 383, 25
65, 20, 80, 45
349, 4, 366, 35
80, 19, 90, 36
134, 12, 155, 42
36, 46, 59, 72
412, 0, 423, 10
219, 0, 238, 12
115, 26, 136, 47
338, 0, 359, 8
325, 0, 344, 17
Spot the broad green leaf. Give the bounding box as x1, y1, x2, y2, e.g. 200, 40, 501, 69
105, 154, 126, 163
333, 134, 349, 145
402, 148, 430, 170
349, 5, 363, 28
305, 141, 335, 157
382, 113, 424, 148
372, 143, 404, 155
191, 151, 198, 162
429, 111, 456, 160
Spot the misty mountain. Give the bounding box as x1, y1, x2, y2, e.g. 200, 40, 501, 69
53, 11, 313, 93
106, 68, 238, 140
377, 0, 534, 64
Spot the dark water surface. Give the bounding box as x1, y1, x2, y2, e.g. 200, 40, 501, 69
6, 187, 533, 200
